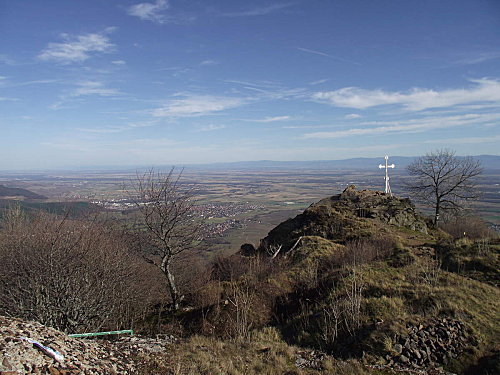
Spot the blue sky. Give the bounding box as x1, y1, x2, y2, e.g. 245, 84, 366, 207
1, 0, 500, 169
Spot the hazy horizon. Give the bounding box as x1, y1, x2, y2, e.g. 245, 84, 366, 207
1, 154, 499, 173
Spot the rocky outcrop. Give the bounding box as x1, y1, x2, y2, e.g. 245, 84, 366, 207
259, 186, 428, 254
337, 185, 428, 232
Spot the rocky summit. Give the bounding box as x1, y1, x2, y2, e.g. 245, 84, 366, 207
259, 185, 428, 254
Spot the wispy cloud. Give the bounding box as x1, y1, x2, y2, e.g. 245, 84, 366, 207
313, 78, 500, 111
77, 120, 159, 134
11, 79, 60, 87
152, 95, 245, 117
38, 29, 115, 64
297, 47, 360, 65
309, 78, 329, 85
127, 0, 169, 23
226, 80, 307, 101
345, 114, 362, 119
223, 79, 281, 89
302, 113, 500, 139
111, 60, 126, 65
424, 134, 500, 144
0, 97, 19, 102
220, 3, 295, 17
282, 124, 333, 129
71, 81, 121, 97
196, 124, 226, 132
245, 116, 291, 122
200, 59, 219, 66
0, 54, 16, 65
454, 51, 500, 65
50, 81, 121, 109
76, 126, 127, 134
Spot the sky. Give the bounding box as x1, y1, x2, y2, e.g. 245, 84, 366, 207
1, 0, 500, 170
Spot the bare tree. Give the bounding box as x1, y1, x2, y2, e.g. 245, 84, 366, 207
406, 149, 482, 225
131, 167, 202, 311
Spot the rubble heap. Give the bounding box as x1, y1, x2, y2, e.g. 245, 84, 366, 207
0, 315, 175, 374
387, 317, 476, 368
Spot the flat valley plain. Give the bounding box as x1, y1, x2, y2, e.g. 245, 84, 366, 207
1, 166, 499, 256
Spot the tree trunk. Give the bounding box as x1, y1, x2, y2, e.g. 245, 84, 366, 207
161, 256, 179, 311
434, 199, 441, 226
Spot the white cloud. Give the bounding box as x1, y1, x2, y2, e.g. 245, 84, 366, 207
49, 81, 121, 109
297, 47, 360, 65
424, 135, 500, 144
200, 60, 219, 66
282, 125, 332, 129
152, 95, 245, 117
71, 81, 121, 97
246, 116, 291, 122
309, 79, 329, 85
13, 79, 60, 87
297, 47, 331, 58
223, 79, 280, 88
76, 120, 158, 134
197, 124, 226, 132
38, 30, 115, 64
220, 3, 295, 17
0, 54, 19, 66
345, 114, 362, 119
454, 51, 500, 65
313, 78, 500, 111
0, 54, 16, 65
0, 97, 19, 101
127, 0, 169, 23
111, 60, 126, 65
76, 126, 127, 134
302, 113, 500, 139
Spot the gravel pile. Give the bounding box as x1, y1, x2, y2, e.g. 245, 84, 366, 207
0, 315, 175, 374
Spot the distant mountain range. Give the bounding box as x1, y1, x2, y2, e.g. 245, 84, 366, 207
1, 155, 498, 173
187, 155, 500, 171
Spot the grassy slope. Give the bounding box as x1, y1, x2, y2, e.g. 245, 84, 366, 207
267, 223, 500, 374
135, 190, 499, 375
134, 328, 391, 375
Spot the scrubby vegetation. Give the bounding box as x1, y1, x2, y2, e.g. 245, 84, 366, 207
1, 186, 498, 374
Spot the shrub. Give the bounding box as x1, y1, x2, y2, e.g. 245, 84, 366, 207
440, 215, 496, 240
338, 237, 396, 268
0, 210, 159, 333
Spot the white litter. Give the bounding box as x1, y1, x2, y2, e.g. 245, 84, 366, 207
21, 337, 64, 362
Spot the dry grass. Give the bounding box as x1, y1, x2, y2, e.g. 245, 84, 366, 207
133, 327, 390, 375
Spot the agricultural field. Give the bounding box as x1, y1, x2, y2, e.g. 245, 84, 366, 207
1, 166, 499, 255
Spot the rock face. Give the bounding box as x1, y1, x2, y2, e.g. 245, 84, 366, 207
337, 186, 428, 232
0, 315, 176, 374
259, 186, 428, 254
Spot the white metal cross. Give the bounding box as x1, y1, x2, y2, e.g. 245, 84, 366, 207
379, 155, 395, 195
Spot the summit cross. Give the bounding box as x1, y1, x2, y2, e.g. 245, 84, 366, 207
379, 155, 395, 195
